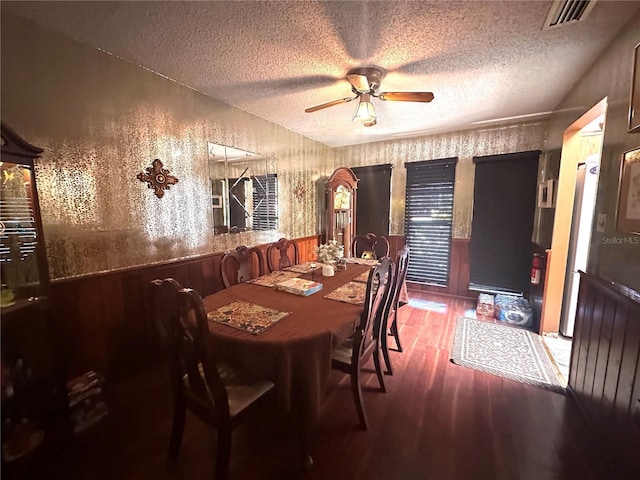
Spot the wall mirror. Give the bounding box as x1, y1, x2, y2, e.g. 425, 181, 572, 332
207, 142, 278, 234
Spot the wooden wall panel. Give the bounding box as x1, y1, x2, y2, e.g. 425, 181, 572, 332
298, 235, 320, 263
584, 291, 605, 398
569, 272, 640, 478
49, 235, 318, 383
592, 299, 616, 403
387, 235, 405, 260
602, 305, 628, 412
614, 315, 640, 418
572, 279, 595, 395
405, 238, 474, 299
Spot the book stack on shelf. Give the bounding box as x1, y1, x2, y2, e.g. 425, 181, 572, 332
66, 371, 108, 434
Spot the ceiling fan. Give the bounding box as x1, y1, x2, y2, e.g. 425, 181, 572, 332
304, 67, 434, 127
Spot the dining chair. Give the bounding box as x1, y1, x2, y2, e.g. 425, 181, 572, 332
266, 237, 300, 272
351, 233, 390, 259
380, 246, 410, 376
150, 278, 275, 480
221, 245, 265, 288
331, 256, 393, 429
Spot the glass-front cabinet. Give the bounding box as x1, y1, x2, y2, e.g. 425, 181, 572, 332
1, 123, 58, 470
0, 122, 50, 315
1, 165, 47, 309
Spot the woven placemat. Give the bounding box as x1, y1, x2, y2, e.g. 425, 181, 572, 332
247, 270, 301, 287
324, 281, 367, 305
207, 301, 291, 335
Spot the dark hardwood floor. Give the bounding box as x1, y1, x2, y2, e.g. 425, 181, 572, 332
14, 292, 613, 479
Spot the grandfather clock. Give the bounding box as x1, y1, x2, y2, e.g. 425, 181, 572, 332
324, 167, 358, 256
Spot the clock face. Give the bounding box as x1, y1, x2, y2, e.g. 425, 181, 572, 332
334, 186, 350, 210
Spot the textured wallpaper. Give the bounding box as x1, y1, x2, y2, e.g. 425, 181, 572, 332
1, 12, 332, 279
2, 12, 549, 280
333, 122, 547, 238
543, 14, 640, 292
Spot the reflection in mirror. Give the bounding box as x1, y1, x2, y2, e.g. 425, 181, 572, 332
207, 142, 278, 234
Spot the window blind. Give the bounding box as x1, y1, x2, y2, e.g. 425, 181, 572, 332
251, 173, 278, 231
469, 151, 540, 294
350, 164, 392, 237
404, 158, 457, 286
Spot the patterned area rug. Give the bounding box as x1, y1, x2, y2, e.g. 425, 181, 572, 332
450, 317, 565, 393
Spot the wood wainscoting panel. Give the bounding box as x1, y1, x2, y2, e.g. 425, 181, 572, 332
296, 235, 320, 262
569, 272, 640, 478
405, 238, 473, 299
49, 235, 319, 384
387, 235, 405, 260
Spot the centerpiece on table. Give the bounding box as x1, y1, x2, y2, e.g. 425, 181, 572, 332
314, 240, 344, 277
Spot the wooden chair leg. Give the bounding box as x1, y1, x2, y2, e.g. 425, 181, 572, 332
167, 399, 186, 466
350, 364, 368, 429
391, 310, 403, 352
380, 328, 393, 376
373, 347, 386, 393
215, 427, 232, 480
393, 319, 402, 352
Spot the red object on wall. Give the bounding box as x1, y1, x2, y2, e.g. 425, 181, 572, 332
531, 254, 541, 285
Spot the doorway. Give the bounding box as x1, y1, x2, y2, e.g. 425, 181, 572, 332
541, 101, 606, 380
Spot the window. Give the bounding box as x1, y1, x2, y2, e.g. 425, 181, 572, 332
251, 173, 278, 231
469, 151, 540, 294
404, 158, 457, 286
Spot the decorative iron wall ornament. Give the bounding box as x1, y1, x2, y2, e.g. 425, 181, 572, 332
137, 159, 178, 198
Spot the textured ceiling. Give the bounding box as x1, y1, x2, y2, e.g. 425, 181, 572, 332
3, 1, 638, 147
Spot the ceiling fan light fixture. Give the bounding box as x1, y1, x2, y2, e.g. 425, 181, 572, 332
352, 93, 376, 125
304, 67, 432, 127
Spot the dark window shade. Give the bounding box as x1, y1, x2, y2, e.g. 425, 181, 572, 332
252, 174, 278, 231
469, 151, 540, 294
404, 158, 457, 286
350, 164, 391, 237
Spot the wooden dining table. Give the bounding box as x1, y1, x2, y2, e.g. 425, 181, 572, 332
202, 262, 371, 431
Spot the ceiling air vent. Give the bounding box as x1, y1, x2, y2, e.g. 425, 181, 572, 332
543, 0, 597, 30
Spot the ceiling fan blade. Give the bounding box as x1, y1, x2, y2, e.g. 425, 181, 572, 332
304, 97, 356, 113
346, 73, 371, 93
378, 92, 434, 103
